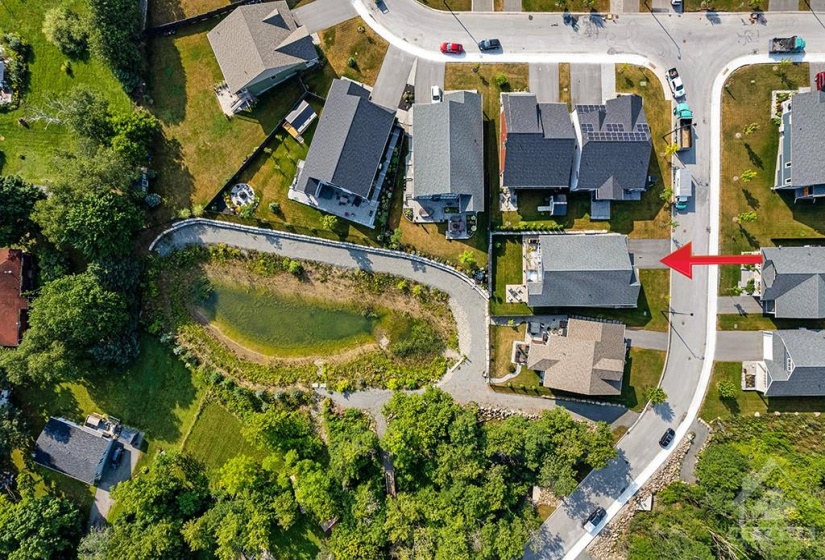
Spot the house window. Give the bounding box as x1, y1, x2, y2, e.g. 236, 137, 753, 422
786, 354, 793, 372
785, 178, 792, 184
785, 162, 791, 168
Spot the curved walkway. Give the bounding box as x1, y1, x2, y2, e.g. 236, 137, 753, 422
151, 219, 631, 428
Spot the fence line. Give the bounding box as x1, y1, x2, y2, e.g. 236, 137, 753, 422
147, 0, 258, 36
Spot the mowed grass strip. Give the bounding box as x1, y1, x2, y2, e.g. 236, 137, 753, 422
491, 235, 531, 316
523, 0, 610, 12
490, 324, 526, 379
416, 0, 473, 11
182, 400, 266, 471
700, 362, 825, 422
147, 23, 305, 218
0, 0, 131, 183
717, 314, 825, 331
719, 63, 818, 293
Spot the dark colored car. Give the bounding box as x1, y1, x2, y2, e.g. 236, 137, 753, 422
659, 428, 676, 448
440, 42, 464, 54
110, 444, 124, 468
583, 507, 607, 532
478, 38, 501, 51
817, 71, 825, 92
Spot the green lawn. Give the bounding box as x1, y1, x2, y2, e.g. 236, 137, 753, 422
416, 0, 473, 11
149, 0, 228, 26
182, 400, 266, 472
700, 362, 825, 421
718, 314, 825, 331
0, 0, 131, 184
490, 324, 527, 379
523, 0, 610, 12
491, 235, 531, 315
719, 63, 819, 293
492, 348, 665, 412
683, 0, 759, 11
315, 18, 389, 88
146, 23, 305, 220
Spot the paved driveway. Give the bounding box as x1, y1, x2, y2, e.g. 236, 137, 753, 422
414, 58, 446, 103
293, 0, 356, 33
371, 45, 416, 109
473, 0, 494, 10
89, 441, 141, 527
529, 63, 560, 102
570, 64, 602, 105
502, 0, 522, 10
769, 0, 797, 9
715, 331, 763, 361
627, 239, 670, 269
717, 295, 763, 314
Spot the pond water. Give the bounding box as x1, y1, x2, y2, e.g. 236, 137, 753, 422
198, 282, 379, 355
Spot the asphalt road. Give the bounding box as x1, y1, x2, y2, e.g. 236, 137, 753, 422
529, 63, 560, 102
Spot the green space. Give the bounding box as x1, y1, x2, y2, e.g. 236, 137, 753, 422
717, 313, 825, 331
523, 0, 611, 13
491, 235, 530, 315
682, 0, 760, 11
416, 0, 473, 11
147, 23, 305, 220
149, 0, 228, 26
310, 18, 389, 90
625, 415, 825, 559
0, 0, 131, 184
181, 400, 266, 471
490, 323, 527, 379
700, 361, 825, 421
199, 280, 381, 356
492, 347, 665, 412
719, 62, 819, 293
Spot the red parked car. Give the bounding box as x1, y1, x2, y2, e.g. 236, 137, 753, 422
440, 42, 464, 54
817, 71, 825, 92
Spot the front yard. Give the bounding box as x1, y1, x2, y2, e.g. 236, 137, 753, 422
147, 24, 306, 220
416, 0, 473, 11
717, 314, 825, 331
310, 18, 389, 90
491, 347, 666, 412
523, 0, 611, 12
149, 0, 229, 26
719, 63, 821, 293
699, 362, 825, 421
490, 323, 527, 379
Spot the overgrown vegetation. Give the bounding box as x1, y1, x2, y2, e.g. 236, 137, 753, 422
87, 0, 144, 91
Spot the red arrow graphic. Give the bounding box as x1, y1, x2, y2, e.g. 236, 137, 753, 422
660, 242, 763, 279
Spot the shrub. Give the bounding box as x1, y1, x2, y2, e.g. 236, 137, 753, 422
717, 380, 737, 400
287, 260, 304, 276
494, 73, 509, 88
144, 193, 161, 208
88, 0, 143, 91
42, 7, 89, 58
268, 202, 281, 214
347, 57, 357, 68
389, 322, 443, 359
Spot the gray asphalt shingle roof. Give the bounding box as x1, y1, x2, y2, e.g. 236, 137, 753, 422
765, 329, 825, 396
761, 246, 825, 319
574, 95, 652, 199
411, 91, 484, 212
33, 418, 114, 485
784, 91, 825, 188
526, 234, 640, 308
295, 79, 396, 198
501, 94, 575, 188
207, 1, 316, 93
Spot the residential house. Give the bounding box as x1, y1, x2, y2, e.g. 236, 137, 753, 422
406, 90, 484, 239
527, 318, 627, 395
33, 417, 116, 486
499, 93, 576, 193
743, 329, 825, 396
572, 95, 652, 220
774, 90, 825, 201
760, 246, 825, 319
289, 78, 401, 228
519, 234, 640, 308
0, 248, 33, 348
207, 1, 318, 114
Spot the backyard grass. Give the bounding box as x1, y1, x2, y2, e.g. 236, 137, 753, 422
417, 0, 473, 10
491, 235, 531, 315
492, 348, 665, 412
500, 65, 671, 238
490, 324, 527, 379
0, 0, 131, 184
147, 23, 305, 220
699, 362, 825, 421
523, 0, 610, 12
719, 63, 820, 293
149, 0, 228, 26
181, 400, 266, 471
317, 18, 389, 88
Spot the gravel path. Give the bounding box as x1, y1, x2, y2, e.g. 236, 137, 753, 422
152, 220, 632, 430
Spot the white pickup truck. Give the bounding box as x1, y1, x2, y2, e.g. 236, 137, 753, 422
667, 68, 685, 99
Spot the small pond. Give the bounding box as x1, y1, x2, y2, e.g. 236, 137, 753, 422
198, 282, 380, 356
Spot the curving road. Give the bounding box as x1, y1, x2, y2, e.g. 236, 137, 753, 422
151, 219, 630, 429
338, 0, 825, 558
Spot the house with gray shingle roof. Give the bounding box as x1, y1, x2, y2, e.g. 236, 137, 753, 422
405, 91, 483, 239
760, 246, 825, 319
33, 417, 115, 485
571, 95, 652, 220
527, 318, 627, 395
523, 234, 640, 308
499, 93, 576, 191
744, 330, 825, 396
774, 91, 825, 201
207, 1, 317, 114
288, 78, 401, 228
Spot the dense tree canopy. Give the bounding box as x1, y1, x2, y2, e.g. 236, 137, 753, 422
87, 0, 143, 91
0, 175, 45, 246
0, 491, 82, 560
42, 7, 89, 58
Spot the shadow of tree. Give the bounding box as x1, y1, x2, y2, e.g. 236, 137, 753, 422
741, 187, 760, 209
743, 143, 763, 169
